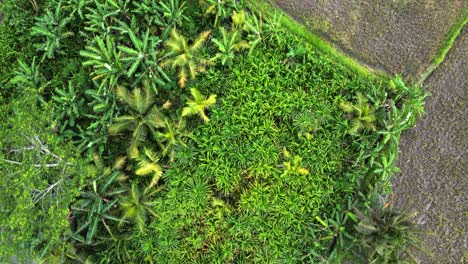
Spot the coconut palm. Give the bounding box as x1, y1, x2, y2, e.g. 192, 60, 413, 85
160, 29, 214, 88
109, 86, 165, 156
134, 147, 164, 193
182, 88, 217, 122
340, 92, 376, 135
119, 183, 159, 233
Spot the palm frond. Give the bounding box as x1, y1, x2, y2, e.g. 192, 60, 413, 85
132, 88, 146, 114
132, 123, 148, 146
113, 156, 127, 170
339, 101, 355, 113
135, 161, 160, 176
182, 88, 217, 122
109, 116, 137, 134
162, 29, 213, 88
116, 86, 131, 106
191, 30, 211, 51
205, 94, 217, 107
178, 67, 188, 88
144, 147, 158, 162
145, 108, 166, 130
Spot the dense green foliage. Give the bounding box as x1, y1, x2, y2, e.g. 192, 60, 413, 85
0, 93, 90, 259
352, 204, 429, 263
0, 0, 428, 263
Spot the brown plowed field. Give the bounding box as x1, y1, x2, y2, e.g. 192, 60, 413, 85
275, 0, 466, 81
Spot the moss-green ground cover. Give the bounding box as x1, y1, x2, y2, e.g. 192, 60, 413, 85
134, 36, 383, 262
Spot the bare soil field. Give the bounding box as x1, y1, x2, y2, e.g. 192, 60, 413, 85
393, 28, 467, 263
274, 0, 466, 81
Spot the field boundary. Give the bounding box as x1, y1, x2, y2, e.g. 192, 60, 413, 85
417, 11, 467, 85
248, 0, 390, 82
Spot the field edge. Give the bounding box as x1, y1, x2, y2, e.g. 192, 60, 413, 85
417, 11, 467, 85
247, 0, 391, 83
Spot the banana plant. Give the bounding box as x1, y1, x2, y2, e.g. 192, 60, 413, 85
75, 124, 110, 155
313, 197, 358, 259
9, 57, 47, 105
132, 0, 162, 27
340, 92, 377, 135
211, 27, 249, 65
9, 57, 45, 91
52, 81, 86, 136
160, 29, 214, 88
109, 86, 165, 156
116, 26, 171, 92
83, 0, 130, 35
182, 87, 217, 122
31, 1, 74, 60
72, 84, 119, 154
70, 155, 127, 245
155, 0, 189, 38
353, 206, 429, 264
66, 0, 87, 19
80, 36, 124, 89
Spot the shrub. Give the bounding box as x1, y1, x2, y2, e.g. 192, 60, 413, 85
351, 205, 429, 264
0, 93, 89, 261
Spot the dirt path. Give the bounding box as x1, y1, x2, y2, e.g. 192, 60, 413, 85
274, 0, 466, 81
392, 28, 467, 263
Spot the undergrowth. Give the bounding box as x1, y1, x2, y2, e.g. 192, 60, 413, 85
0, 0, 427, 263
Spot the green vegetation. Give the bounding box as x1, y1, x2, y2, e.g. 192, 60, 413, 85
352, 204, 430, 263
248, 0, 389, 81
161, 29, 213, 88
418, 11, 467, 85
340, 93, 377, 135
0, 0, 428, 263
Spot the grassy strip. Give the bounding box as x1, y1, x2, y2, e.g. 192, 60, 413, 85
247, 0, 390, 82
417, 11, 467, 85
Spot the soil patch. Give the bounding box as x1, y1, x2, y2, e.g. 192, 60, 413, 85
393, 28, 467, 263
274, 0, 466, 81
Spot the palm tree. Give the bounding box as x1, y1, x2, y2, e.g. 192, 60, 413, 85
134, 147, 164, 193
154, 118, 192, 162
109, 86, 165, 156
119, 183, 159, 233
340, 92, 376, 135
354, 205, 430, 263
160, 29, 214, 88
182, 88, 217, 122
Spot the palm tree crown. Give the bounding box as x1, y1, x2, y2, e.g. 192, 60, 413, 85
161, 29, 214, 88
109, 86, 165, 156
182, 88, 217, 122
